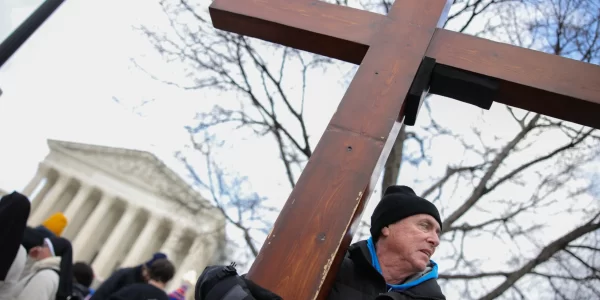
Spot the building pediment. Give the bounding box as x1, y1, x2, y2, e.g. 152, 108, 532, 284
47, 139, 210, 213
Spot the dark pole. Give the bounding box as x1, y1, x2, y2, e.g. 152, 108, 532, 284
0, 0, 66, 69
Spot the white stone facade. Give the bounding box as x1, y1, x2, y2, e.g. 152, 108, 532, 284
22, 139, 226, 291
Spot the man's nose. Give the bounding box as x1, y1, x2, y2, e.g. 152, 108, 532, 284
427, 233, 440, 247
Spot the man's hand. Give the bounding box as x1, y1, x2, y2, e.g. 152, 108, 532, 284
195, 264, 281, 300
241, 275, 282, 300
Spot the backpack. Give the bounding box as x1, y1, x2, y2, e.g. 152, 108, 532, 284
71, 288, 85, 300
72, 282, 89, 300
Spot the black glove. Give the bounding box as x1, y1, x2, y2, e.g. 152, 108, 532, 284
241, 274, 282, 300
195, 263, 282, 300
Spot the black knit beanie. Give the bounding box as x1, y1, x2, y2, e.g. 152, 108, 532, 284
370, 185, 442, 241
145, 252, 167, 268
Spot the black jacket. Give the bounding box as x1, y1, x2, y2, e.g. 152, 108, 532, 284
195, 241, 445, 300
73, 282, 91, 298
90, 266, 145, 300
327, 241, 445, 300
107, 283, 168, 300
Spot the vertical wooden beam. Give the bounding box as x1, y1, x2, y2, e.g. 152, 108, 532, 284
245, 1, 452, 299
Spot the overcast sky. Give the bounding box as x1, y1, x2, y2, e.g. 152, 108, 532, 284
0, 0, 190, 188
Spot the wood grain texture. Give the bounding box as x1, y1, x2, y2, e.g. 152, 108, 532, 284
209, 0, 600, 128
209, 0, 383, 64
240, 0, 452, 299
426, 29, 600, 128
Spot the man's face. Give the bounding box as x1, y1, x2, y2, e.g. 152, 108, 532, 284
142, 266, 150, 282
28, 241, 53, 261
380, 214, 440, 272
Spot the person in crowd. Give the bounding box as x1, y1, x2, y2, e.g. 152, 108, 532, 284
19, 211, 68, 281
73, 261, 95, 298
168, 270, 196, 300
14, 236, 75, 300
19, 225, 58, 280
0, 191, 30, 300
195, 185, 445, 300
36, 212, 68, 237
168, 283, 189, 300
107, 259, 175, 300
90, 252, 168, 299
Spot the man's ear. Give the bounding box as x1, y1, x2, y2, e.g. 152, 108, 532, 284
381, 226, 390, 237
28, 246, 41, 258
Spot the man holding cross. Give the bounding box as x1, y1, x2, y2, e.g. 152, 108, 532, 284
207, 0, 598, 296
195, 185, 445, 300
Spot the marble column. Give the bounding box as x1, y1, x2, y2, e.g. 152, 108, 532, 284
22, 164, 48, 198
160, 223, 185, 262
121, 212, 161, 267
72, 193, 116, 262
62, 183, 93, 240
167, 235, 205, 291
63, 183, 92, 221
28, 173, 70, 226
92, 203, 139, 279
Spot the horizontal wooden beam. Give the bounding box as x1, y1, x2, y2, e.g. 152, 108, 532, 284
209, 0, 381, 64
209, 0, 600, 129
426, 30, 600, 129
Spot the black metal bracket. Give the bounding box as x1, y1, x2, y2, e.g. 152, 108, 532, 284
403, 56, 498, 126
404, 57, 436, 126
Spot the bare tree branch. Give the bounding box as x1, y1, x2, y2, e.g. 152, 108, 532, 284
480, 213, 600, 300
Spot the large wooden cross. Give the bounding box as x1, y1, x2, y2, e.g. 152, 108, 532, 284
208, 0, 600, 299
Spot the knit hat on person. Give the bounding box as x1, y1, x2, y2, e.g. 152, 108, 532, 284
168, 285, 188, 300
41, 212, 68, 236
370, 185, 442, 241
22, 226, 45, 252
144, 252, 167, 268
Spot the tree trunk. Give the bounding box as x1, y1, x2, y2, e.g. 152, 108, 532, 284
382, 124, 406, 192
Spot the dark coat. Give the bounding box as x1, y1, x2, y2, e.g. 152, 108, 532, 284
34, 225, 57, 238
107, 283, 168, 300
327, 241, 445, 300
73, 282, 91, 298
194, 241, 445, 300
0, 192, 30, 281
90, 266, 145, 300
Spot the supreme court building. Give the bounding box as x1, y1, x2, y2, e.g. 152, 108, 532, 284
20, 139, 226, 290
